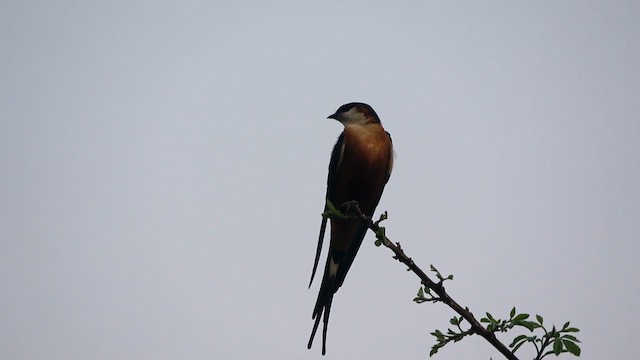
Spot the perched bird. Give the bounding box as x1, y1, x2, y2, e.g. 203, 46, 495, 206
308, 102, 394, 355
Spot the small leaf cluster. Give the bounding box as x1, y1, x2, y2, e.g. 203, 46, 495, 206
503, 310, 581, 359
429, 265, 453, 283
373, 211, 388, 246
480, 308, 528, 333
480, 308, 581, 359
413, 266, 453, 304
429, 316, 473, 356
426, 306, 581, 358
414, 286, 438, 304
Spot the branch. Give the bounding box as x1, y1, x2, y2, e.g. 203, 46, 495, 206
337, 201, 518, 360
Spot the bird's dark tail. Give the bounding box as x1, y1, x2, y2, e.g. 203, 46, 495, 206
308, 221, 369, 355
307, 253, 339, 355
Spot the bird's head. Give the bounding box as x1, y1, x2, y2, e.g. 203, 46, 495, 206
328, 102, 381, 125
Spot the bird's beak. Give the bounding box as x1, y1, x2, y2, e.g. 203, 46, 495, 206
328, 113, 338, 120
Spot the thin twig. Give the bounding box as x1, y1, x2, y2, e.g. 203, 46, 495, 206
342, 202, 518, 360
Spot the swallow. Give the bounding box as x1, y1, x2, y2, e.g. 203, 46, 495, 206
308, 102, 393, 355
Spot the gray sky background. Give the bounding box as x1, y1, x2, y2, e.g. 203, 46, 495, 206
2, 1, 639, 359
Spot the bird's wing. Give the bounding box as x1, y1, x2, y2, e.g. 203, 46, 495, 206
309, 133, 345, 288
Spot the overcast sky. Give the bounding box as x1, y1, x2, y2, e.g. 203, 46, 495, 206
1, 1, 639, 359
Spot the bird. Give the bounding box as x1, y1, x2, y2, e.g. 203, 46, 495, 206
308, 102, 393, 355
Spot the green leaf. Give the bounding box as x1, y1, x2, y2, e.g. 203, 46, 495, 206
516, 320, 539, 331
430, 345, 441, 357
509, 335, 527, 347
562, 321, 570, 330
450, 317, 460, 325
486, 312, 497, 323
536, 314, 543, 325
510, 307, 516, 319
561, 334, 580, 342
553, 338, 563, 355
564, 327, 580, 333
512, 313, 529, 322
374, 239, 382, 247
512, 339, 527, 353
376, 227, 386, 240
563, 340, 581, 356
326, 200, 338, 213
